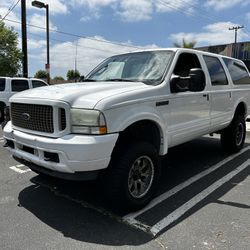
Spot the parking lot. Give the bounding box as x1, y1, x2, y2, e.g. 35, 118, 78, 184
0, 127, 249, 250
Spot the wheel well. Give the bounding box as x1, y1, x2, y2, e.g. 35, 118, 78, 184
113, 120, 161, 155
234, 102, 246, 118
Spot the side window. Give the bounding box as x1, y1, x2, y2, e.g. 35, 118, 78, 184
11, 80, 29, 92
173, 53, 201, 77
0, 78, 6, 91
203, 56, 228, 86
223, 58, 250, 85
32, 80, 47, 88
171, 53, 203, 93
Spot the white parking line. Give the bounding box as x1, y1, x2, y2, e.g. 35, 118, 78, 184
246, 122, 250, 131
9, 164, 31, 174
150, 159, 250, 235
123, 146, 250, 225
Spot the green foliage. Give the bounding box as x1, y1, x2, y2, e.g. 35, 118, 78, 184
53, 76, 65, 81
174, 38, 197, 49
67, 69, 80, 80
0, 21, 22, 76
34, 70, 47, 79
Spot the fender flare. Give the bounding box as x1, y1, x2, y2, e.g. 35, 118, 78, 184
110, 106, 168, 155
232, 99, 247, 119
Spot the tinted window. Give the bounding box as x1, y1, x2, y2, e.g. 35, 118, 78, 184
0, 78, 5, 91
203, 56, 228, 85
170, 53, 203, 93
11, 80, 29, 92
32, 80, 47, 88
174, 53, 201, 76
223, 58, 250, 85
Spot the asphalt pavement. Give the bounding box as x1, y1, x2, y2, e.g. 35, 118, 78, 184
0, 127, 249, 250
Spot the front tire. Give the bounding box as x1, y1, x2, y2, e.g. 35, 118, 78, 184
103, 142, 161, 210
221, 115, 246, 153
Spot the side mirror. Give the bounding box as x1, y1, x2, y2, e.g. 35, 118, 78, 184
189, 68, 206, 92
170, 75, 189, 93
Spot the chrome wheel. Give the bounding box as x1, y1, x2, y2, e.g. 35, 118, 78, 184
128, 155, 154, 199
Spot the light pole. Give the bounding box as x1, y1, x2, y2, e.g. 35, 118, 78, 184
32, 1, 50, 84
21, 0, 28, 77
229, 25, 244, 58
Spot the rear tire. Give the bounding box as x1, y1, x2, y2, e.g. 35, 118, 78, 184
221, 115, 246, 153
103, 142, 161, 210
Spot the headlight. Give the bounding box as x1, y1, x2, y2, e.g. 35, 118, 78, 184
71, 109, 107, 135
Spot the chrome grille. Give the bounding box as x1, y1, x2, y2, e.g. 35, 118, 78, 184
11, 103, 54, 133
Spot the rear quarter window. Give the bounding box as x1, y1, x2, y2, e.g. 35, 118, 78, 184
11, 80, 29, 92
0, 78, 5, 91
223, 58, 250, 85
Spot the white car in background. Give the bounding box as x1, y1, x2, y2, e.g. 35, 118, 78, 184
0, 77, 48, 122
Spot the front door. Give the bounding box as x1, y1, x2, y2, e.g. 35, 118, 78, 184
168, 52, 210, 147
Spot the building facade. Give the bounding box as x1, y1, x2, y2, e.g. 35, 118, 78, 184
198, 41, 250, 70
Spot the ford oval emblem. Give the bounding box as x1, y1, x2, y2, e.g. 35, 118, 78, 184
22, 113, 31, 121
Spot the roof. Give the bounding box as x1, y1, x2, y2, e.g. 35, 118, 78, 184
121, 47, 242, 61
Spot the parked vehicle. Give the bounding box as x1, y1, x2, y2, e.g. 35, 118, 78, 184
0, 77, 48, 122
3, 48, 250, 210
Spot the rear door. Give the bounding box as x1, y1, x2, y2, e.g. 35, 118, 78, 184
203, 55, 232, 129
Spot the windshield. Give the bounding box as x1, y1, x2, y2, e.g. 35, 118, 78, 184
86, 51, 173, 85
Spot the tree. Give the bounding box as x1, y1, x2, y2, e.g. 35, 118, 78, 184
67, 69, 80, 80
34, 70, 47, 79
53, 76, 64, 81
174, 38, 197, 48
0, 21, 22, 76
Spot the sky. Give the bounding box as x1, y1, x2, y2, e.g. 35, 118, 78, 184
1, 0, 250, 78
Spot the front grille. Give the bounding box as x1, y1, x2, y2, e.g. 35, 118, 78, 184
11, 103, 54, 133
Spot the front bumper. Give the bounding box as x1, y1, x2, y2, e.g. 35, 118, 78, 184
4, 122, 118, 177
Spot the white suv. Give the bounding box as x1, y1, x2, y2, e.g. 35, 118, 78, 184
3, 48, 250, 210
0, 77, 48, 122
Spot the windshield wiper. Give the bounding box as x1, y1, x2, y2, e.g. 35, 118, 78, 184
82, 79, 97, 82
104, 78, 134, 82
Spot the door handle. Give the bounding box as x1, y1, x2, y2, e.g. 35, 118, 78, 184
203, 94, 209, 101
156, 100, 169, 106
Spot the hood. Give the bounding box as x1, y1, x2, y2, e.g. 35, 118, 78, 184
10, 81, 148, 109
